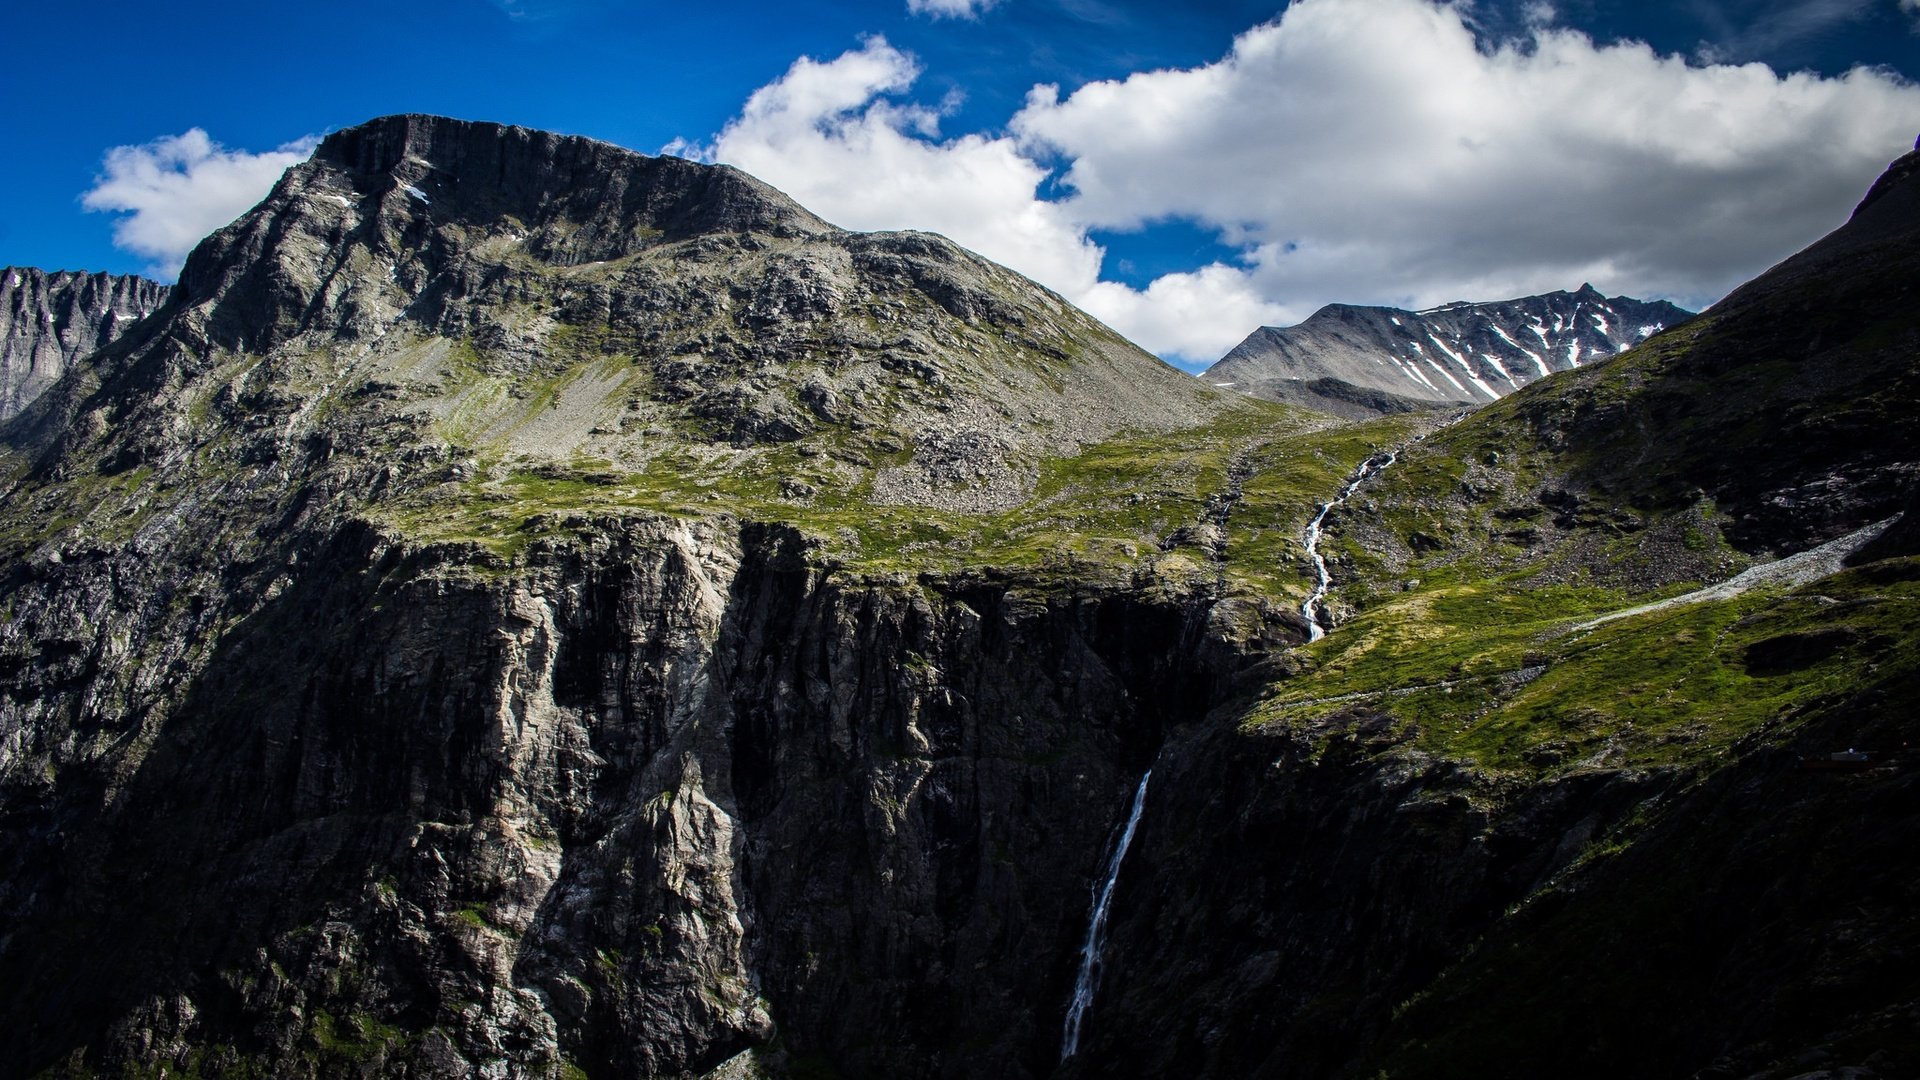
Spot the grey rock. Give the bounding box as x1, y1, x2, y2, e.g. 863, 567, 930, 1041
0, 267, 169, 421
1207, 285, 1694, 414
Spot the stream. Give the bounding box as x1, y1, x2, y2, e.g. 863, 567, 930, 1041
1300, 449, 1400, 642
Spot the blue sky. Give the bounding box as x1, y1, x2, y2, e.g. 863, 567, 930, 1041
4, 0, 1918, 365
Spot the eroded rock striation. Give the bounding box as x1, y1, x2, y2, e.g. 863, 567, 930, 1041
0, 267, 168, 420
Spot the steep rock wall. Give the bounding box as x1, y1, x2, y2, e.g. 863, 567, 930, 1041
0, 514, 1233, 1079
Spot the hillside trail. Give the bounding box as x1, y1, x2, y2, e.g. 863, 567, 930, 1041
1565, 515, 1899, 633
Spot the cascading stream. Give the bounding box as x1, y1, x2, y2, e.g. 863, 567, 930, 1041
1300, 449, 1400, 642
1060, 769, 1152, 1061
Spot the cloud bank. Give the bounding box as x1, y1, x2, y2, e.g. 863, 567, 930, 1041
701, 0, 1920, 363
83, 129, 318, 280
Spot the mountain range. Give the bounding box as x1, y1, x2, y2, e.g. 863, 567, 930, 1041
0, 114, 1914, 1080
1207, 287, 1692, 416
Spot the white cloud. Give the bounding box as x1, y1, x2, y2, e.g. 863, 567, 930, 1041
1078, 266, 1291, 361
690, 3, 1920, 364
1013, 0, 1920, 315
703, 37, 1265, 359
708, 37, 1104, 301
82, 128, 319, 280
906, 0, 1000, 18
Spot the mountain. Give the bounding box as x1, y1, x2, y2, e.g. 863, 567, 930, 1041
1207, 286, 1693, 415
1210, 146, 1920, 1078
0, 115, 1915, 1080
0, 267, 168, 420
0, 113, 1292, 1080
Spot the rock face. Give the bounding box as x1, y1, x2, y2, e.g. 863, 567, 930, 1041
0, 267, 168, 420
1207, 287, 1692, 414
0, 114, 1242, 1080
0, 116, 1915, 1080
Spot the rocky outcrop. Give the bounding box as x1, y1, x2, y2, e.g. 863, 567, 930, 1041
0, 267, 168, 420
1208, 287, 1692, 414
131, 113, 1226, 512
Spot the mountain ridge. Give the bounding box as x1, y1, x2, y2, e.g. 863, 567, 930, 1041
0, 267, 169, 421
1207, 286, 1693, 416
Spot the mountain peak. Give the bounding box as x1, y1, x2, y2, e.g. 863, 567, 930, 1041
171, 113, 836, 354
1209, 287, 1694, 415
308, 114, 829, 241
37, 113, 1229, 516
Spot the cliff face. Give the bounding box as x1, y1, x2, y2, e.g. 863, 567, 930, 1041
0, 511, 1231, 1078
0, 267, 168, 421
0, 113, 1256, 1079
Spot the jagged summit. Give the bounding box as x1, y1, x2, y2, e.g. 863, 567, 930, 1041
1207, 286, 1693, 416
0, 267, 168, 421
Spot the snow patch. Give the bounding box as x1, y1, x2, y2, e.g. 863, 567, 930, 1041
1394, 352, 1441, 394
1566, 340, 1582, 368
1419, 353, 1471, 397
403, 184, 431, 204
1489, 325, 1549, 379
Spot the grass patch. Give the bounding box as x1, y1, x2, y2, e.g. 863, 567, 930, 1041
372, 397, 1412, 589
1252, 557, 1920, 776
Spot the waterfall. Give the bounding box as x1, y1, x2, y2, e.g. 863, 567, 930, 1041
1060, 770, 1152, 1061
1300, 449, 1399, 642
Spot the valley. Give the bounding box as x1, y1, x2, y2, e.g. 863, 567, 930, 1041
0, 114, 1914, 1080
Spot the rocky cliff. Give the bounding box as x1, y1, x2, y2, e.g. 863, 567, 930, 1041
0, 267, 168, 421
0, 117, 1914, 1080
1208, 287, 1692, 415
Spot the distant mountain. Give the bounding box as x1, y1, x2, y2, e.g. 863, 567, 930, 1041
1206, 285, 1693, 414
0, 267, 169, 421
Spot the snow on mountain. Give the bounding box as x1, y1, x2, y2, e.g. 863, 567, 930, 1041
1205, 284, 1693, 415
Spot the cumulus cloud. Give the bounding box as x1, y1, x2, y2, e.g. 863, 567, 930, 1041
692, 1, 1920, 363
703, 37, 1264, 359
906, 0, 1000, 18
83, 128, 318, 280
1013, 0, 1920, 314
708, 37, 1104, 298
